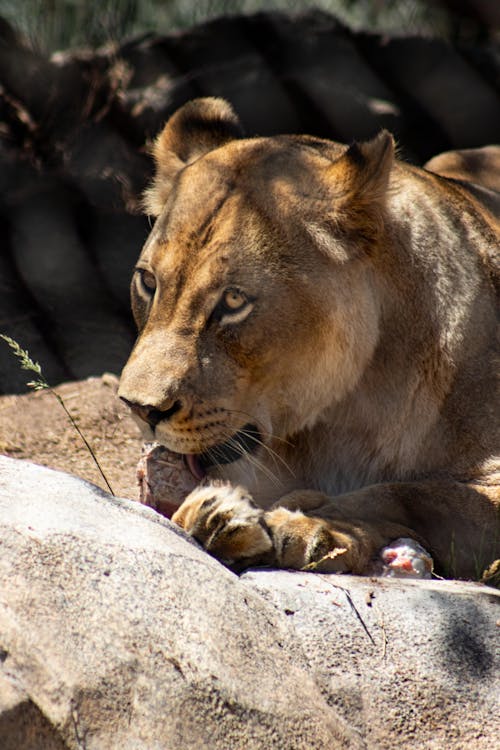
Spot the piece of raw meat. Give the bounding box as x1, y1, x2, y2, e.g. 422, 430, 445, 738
370, 537, 433, 578
136, 442, 197, 518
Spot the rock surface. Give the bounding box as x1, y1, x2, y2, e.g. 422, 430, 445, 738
0, 455, 498, 749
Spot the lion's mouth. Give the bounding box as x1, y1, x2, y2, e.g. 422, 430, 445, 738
183, 422, 261, 481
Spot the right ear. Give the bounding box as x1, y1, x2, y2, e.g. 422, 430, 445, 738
143, 97, 243, 216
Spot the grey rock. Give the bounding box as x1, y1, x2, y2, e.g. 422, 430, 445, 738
0, 456, 361, 750
242, 570, 500, 749
0, 455, 498, 749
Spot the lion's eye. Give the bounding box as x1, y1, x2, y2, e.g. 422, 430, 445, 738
137, 268, 157, 295
215, 287, 254, 326
222, 288, 247, 312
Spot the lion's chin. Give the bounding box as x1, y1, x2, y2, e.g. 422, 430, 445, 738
182, 422, 261, 481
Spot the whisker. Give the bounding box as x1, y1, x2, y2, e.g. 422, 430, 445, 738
203, 444, 224, 478
225, 408, 296, 450
221, 432, 283, 488
245, 453, 283, 488
190, 419, 292, 486
225, 434, 260, 487
220, 407, 296, 478
235, 425, 296, 479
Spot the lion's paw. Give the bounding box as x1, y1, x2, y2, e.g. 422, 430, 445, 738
171, 482, 273, 565
265, 508, 380, 573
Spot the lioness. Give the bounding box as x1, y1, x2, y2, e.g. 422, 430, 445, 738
119, 98, 499, 579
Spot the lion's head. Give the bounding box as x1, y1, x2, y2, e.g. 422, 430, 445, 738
118, 97, 394, 481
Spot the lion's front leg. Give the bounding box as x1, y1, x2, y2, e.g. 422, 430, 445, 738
264, 504, 416, 574
172, 483, 414, 574
276, 479, 500, 579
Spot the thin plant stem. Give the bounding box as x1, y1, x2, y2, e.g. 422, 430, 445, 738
0, 334, 115, 495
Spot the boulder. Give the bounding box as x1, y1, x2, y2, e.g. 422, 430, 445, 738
0, 455, 498, 749
243, 570, 500, 748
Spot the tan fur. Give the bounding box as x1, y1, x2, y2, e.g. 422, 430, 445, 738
425, 145, 500, 192
119, 98, 500, 579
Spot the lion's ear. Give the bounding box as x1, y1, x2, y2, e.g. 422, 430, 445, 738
330, 130, 395, 205
308, 131, 395, 260
143, 97, 243, 216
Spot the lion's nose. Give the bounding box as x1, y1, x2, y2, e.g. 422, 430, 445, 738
120, 397, 182, 428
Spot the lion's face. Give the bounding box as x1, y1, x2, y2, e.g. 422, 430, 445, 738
119, 98, 393, 477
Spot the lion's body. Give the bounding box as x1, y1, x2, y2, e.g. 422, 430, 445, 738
119, 98, 499, 579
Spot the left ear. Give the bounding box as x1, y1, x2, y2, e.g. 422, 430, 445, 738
305, 131, 395, 261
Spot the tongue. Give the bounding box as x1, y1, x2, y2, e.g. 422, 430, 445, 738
185, 453, 207, 481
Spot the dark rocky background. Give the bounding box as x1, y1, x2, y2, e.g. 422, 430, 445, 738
0, 2, 499, 393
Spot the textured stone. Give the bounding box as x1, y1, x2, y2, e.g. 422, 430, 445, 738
242, 570, 500, 749
0, 456, 361, 750
0, 455, 498, 749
